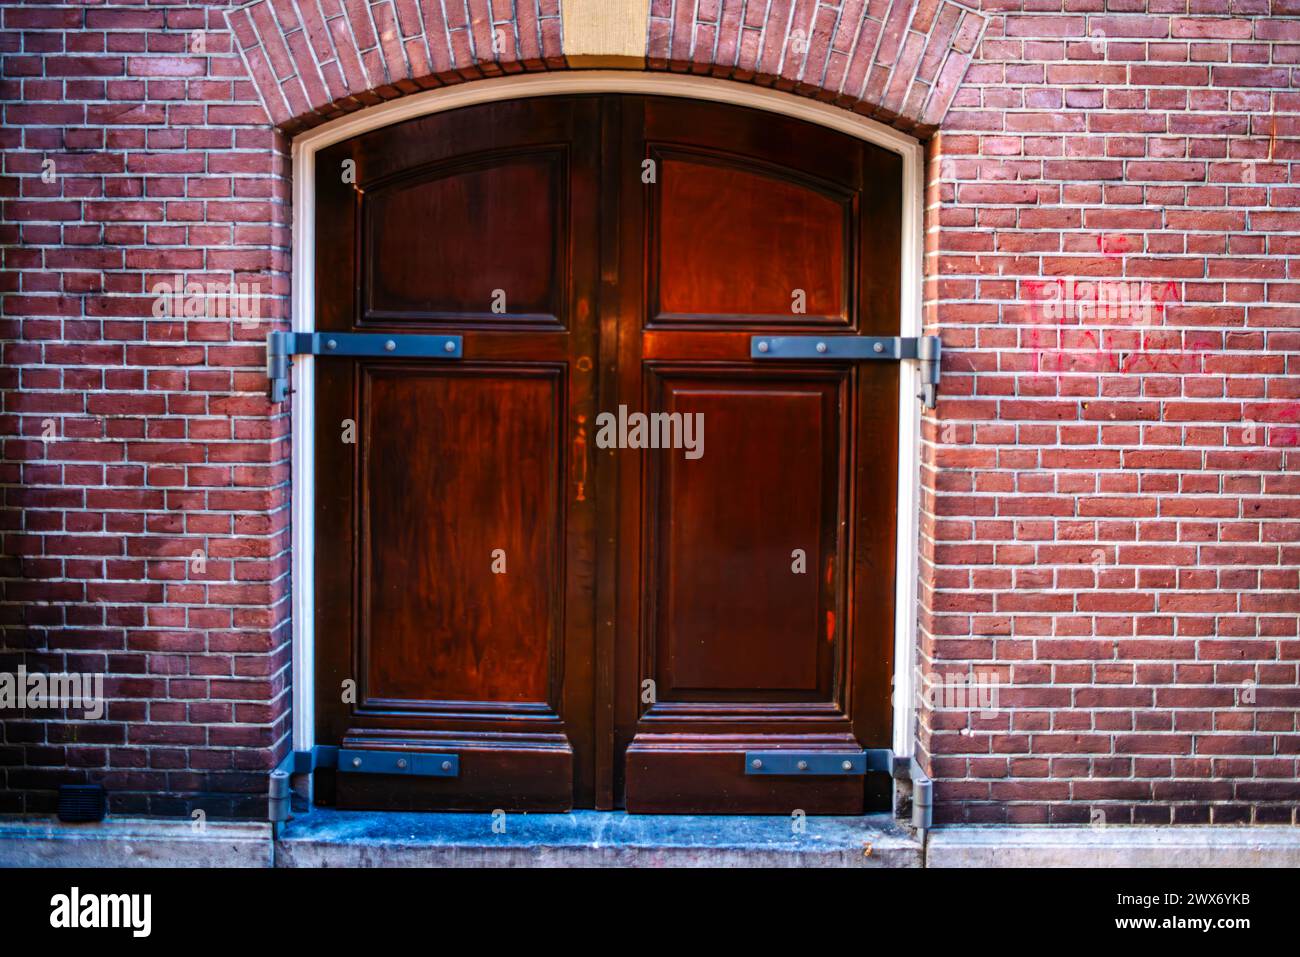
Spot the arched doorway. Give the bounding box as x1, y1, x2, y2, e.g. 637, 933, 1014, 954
288, 76, 924, 815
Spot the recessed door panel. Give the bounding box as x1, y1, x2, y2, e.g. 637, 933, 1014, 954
361, 364, 561, 706
646, 368, 846, 702
650, 152, 852, 325
364, 151, 566, 324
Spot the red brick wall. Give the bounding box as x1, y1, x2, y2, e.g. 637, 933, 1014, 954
646, 0, 985, 133
225, 0, 566, 130
1, 0, 291, 817
1, 0, 1296, 824
920, 2, 1299, 825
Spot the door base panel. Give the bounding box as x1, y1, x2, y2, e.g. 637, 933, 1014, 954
624, 739, 872, 815
335, 738, 574, 812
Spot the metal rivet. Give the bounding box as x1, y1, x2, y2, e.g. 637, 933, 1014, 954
873, 342, 884, 354
326, 339, 337, 350
385, 339, 396, 351
842, 760, 853, 771
798, 760, 810, 771
396, 758, 407, 769
815, 342, 828, 353
757, 341, 769, 353
351, 757, 361, 768
751, 758, 763, 769
444, 340, 456, 353
441, 760, 452, 772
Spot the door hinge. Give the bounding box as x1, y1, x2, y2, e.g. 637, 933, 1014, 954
268, 745, 459, 824
750, 334, 942, 410
266, 330, 464, 403
743, 748, 933, 833
282, 745, 459, 778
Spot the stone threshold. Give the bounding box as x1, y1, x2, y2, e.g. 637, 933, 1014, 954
0, 810, 916, 868
928, 825, 1300, 868
0, 816, 272, 867
3, 812, 1297, 868
276, 808, 918, 867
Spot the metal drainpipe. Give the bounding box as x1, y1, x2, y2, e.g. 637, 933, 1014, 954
893, 754, 934, 845
268, 751, 294, 840
909, 757, 933, 845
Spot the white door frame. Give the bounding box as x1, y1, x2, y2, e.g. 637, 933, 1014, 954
288, 71, 925, 764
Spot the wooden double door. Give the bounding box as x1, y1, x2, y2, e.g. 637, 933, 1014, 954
314, 95, 902, 813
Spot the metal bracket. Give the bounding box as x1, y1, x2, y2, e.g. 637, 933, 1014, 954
337, 748, 459, 778
269, 745, 337, 825
750, 334, 942, 410
281, 744, 459, 778
290, 744, 338, 774
266, 330, 463, 403
743, 748, 933, 835
745, 749, 894, 776
268, 745, 457, 824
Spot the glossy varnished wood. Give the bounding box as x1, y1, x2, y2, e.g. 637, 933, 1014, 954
364, 150, 567, 323
644, 366, 843, 701
315, 95, 903, 814
360, 364, 561, 705
615, 97, 903, 813
315, 97, 602, 811
650, 152, 851, 324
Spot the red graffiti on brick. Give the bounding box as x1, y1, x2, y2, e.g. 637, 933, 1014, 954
1097, 234, 1132, 259
1023, 279, 1190, 377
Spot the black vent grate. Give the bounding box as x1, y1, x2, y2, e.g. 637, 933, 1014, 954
56, 784, 107, 823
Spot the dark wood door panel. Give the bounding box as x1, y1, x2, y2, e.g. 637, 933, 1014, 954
616, 96, 902, 813
625, 737, 868, 814
641, 97, 866, 186
319, 359, 584, 811
649, 149, 853, 326
359, 363, 562, 707
316, 96, 601, 811
336, 733, 573, 812
621, 364, 890, 814
319, 95, 601, 334
643, 366, 848, 705
364, 149, 568, 325
639, 96, 903, 338
332, 97, 596, 192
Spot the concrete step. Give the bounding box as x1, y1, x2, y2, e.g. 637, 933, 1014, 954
275, 807, 922, 867
928, 825, 1300, 868
0, 816, 271, 868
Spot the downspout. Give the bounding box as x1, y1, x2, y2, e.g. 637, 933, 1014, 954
893, 755, 934, 845
268, 746, 339, 833
268, 752, 293, 841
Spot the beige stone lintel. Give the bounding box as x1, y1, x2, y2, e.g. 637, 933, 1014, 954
561, 0, 651, 68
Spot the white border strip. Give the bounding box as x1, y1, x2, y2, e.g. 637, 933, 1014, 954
288, 71, 925, 760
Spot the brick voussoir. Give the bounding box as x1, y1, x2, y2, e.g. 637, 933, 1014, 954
230, 0, 983, 130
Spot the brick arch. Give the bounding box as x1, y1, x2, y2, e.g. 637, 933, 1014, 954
227, 1, 985, 135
